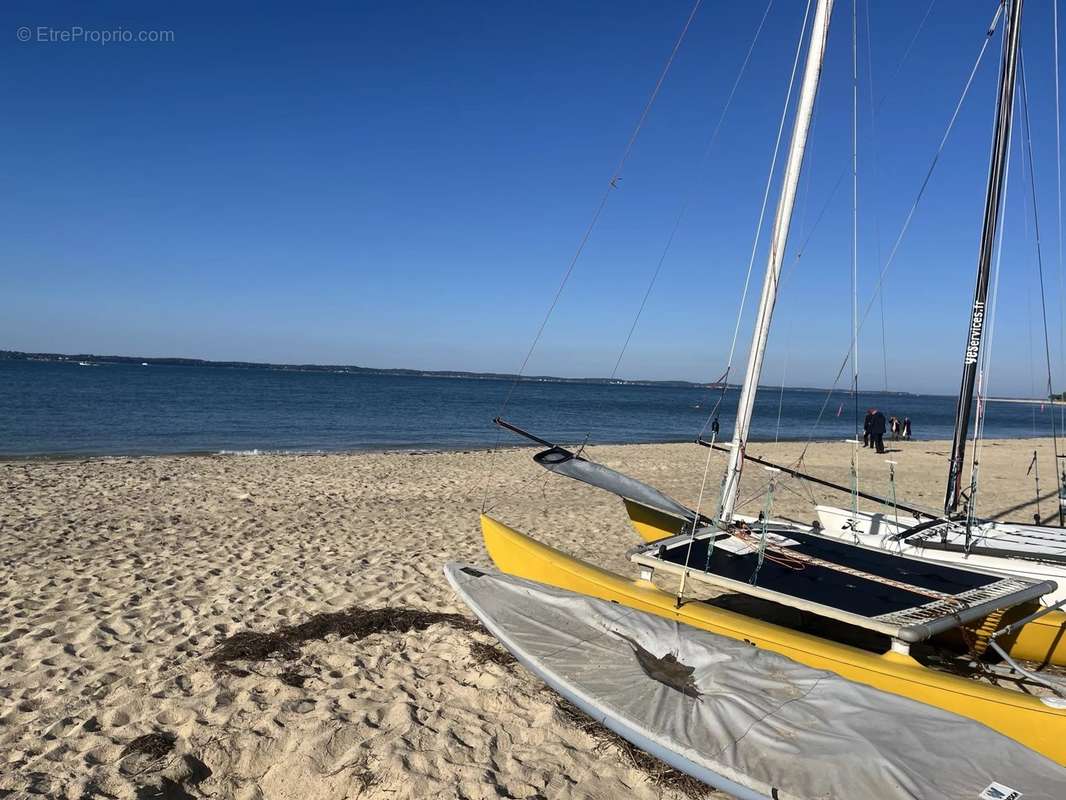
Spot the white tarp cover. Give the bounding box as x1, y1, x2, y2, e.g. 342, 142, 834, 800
445, 563, 1065, 800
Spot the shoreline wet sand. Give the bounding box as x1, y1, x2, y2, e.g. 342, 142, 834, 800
1, 438, 1060, 798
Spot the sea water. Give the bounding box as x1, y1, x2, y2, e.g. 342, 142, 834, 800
0, 360, 1058, 457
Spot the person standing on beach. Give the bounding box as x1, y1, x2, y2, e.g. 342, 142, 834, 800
869, 409, 887, 454
902, 417, 912, 440
889, 416, 901, 441
863, 409, 873, 448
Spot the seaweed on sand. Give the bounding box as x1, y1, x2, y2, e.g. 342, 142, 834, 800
469, 640, 518, 669
277, 669, 307, 688
206, 607, 480, 670
554, 697, 714, 799
121, 732, 176, 761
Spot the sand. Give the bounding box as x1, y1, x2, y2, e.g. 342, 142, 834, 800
1, 436, 1061, 799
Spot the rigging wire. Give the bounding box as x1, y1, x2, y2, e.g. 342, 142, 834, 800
849, 0, 861, 518
864, 1, 889, 392
964, 6, 1010, 526
684, 0, 941, 507
774, 323, 790, 443
770, 19, 829, 450
968, 214, 1010, 522
747, 0, 935, 352
770, 67, 826, 449
1030, 291, 1038, 437
783, 0, 935, 279
593, 1, 777, 603
1055, 0, 1065, 430
700, 0, 816, 442
795, 81, 821, 243
606, 0, 775, 384
694, 0, 943, 488
798, 5, 1005, 461
497, 0, 701, 411
692, 0, 936, 433
676, 0, 815, 607
1018, 53, 1065, 523
967, 56, 1013, 529
479, 0, 703, 509
876, 0, 937, 118
692, 66, 835, 419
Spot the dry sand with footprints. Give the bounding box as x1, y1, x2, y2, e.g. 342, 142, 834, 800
2, 436, 1061, 799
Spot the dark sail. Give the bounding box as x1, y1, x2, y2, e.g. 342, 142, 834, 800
944, 0, 1024, 515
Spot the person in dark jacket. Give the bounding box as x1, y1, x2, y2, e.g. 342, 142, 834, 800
889, 416, 901, 440
869, 409, 887, 453
902, 417, 912, 440
863, 409, 873, 448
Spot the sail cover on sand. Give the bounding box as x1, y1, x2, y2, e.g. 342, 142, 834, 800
446, 563, 1064, 800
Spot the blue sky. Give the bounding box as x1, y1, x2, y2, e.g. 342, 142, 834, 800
2, 0, 1064, 395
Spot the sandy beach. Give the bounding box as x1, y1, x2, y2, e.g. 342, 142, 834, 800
2, 436, 1062, 799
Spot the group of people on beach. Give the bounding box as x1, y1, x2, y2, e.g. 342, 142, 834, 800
862, 408, 911, 454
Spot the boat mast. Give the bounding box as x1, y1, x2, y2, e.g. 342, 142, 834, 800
944, 0, 1024, 516
719, 0, 835, 523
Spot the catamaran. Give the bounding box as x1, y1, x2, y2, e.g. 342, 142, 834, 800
807, 0, 1066, 602
453, 0, 1066, 789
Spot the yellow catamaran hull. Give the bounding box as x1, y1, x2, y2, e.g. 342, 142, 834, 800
480, 513, 1066, 766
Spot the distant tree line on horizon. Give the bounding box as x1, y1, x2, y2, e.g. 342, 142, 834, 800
0, 349, 715, 388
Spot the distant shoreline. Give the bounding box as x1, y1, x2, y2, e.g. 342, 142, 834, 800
0, 349, 929, 395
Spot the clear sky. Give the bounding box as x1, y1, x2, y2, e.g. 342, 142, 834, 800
3, 0, 1065, 395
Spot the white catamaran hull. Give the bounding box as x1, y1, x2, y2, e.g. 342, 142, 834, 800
815, 505, 1066, 605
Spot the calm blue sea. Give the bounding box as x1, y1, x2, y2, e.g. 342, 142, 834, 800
0, 360, 1058, 457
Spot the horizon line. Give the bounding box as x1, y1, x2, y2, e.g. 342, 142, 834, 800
0, 347, 966, 397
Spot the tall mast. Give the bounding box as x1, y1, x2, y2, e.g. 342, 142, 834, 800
944, 0, 1024, 516
720, 0, 835, 523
